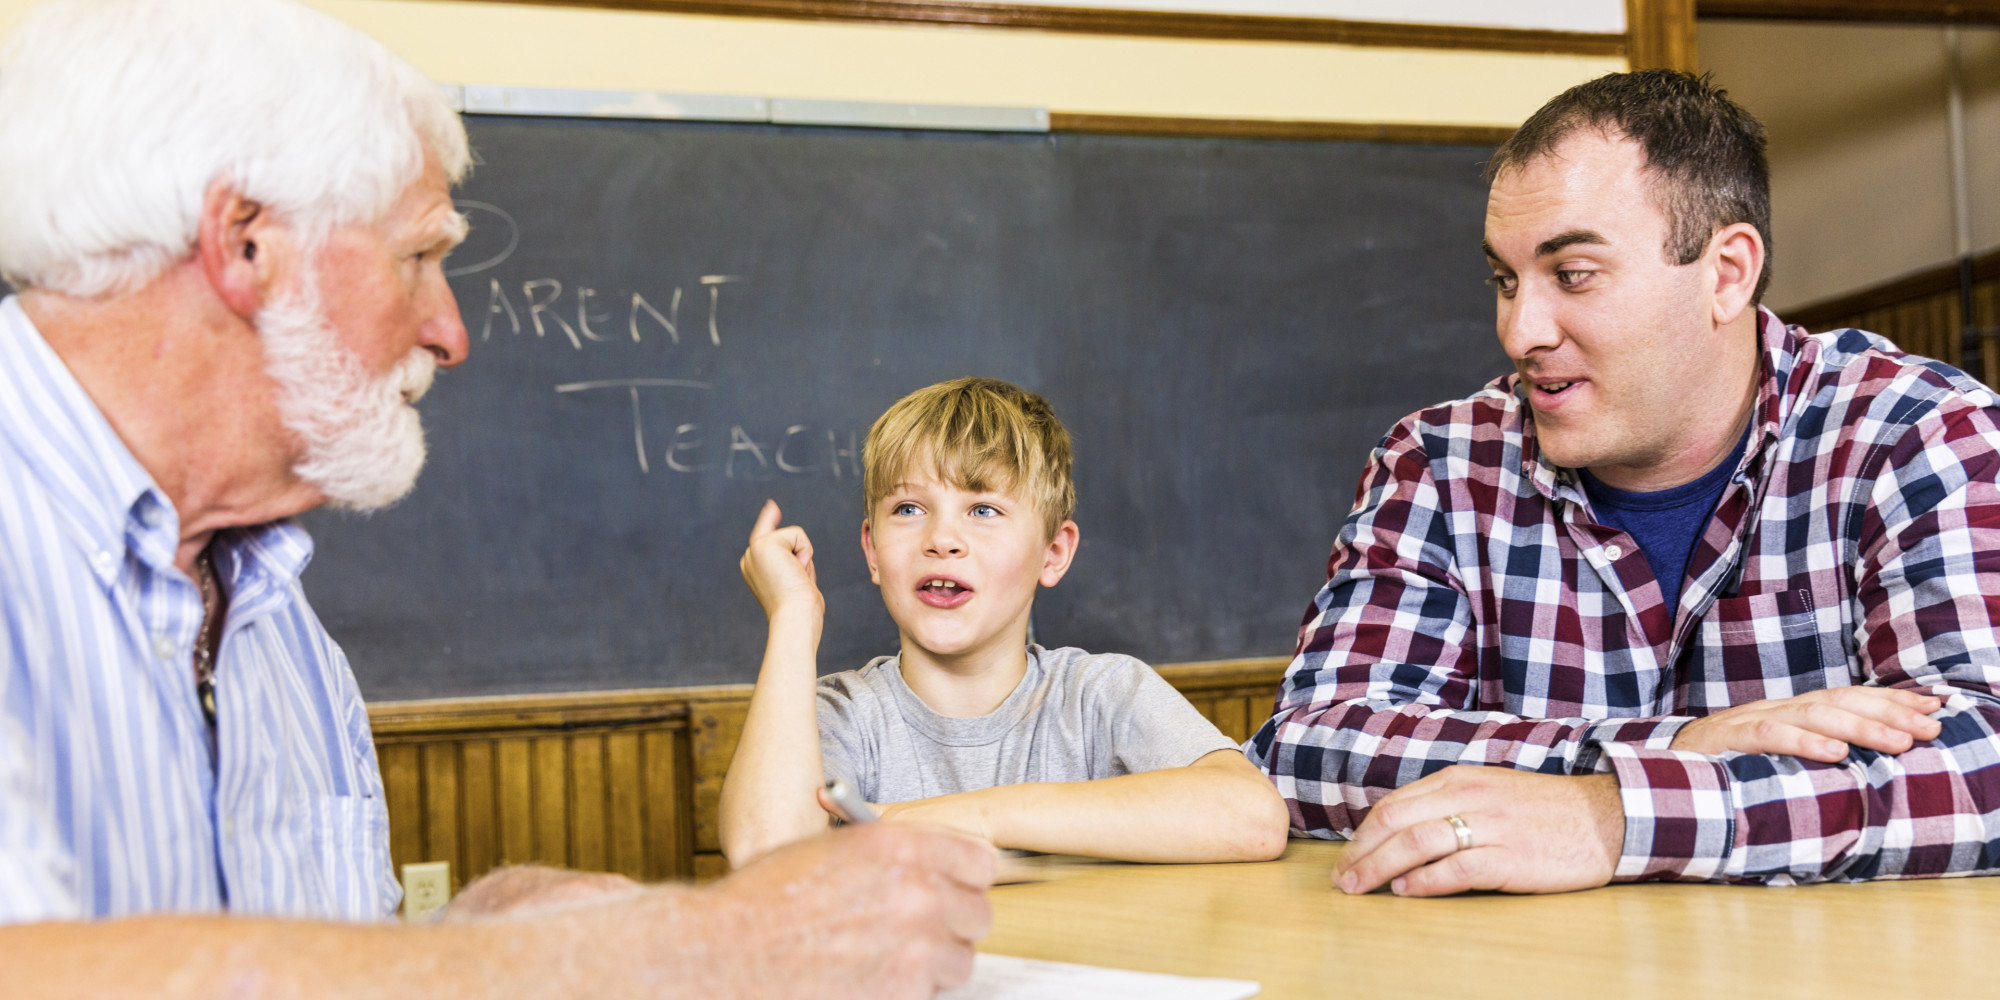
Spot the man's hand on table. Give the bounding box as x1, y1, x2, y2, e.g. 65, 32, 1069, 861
1669, 687, 1942, 762
1333, 768, 1622, 898
700, 822, 998, 998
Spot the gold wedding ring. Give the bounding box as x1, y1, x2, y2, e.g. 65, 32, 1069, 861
1444, 813, 1474, 853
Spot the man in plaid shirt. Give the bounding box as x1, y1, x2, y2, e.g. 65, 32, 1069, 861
1249, 70, 2000, 895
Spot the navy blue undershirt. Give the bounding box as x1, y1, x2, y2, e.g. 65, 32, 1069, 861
1580, 424, 1751, 614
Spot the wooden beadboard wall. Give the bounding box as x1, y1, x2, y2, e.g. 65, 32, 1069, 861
366, 657, 1289, 889
1785, 248, 2000, 387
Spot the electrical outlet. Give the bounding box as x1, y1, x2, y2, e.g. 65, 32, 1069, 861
401, 861, 451, 922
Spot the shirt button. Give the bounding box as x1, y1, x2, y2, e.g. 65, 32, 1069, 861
1605, 544, 1624, 561
152, 633, 176, 661
137, 503, 163, 528
92, 551, 116, 575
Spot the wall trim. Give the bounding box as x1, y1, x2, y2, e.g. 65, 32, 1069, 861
450, 0, 1629, 54
1697, 0, 2000, 23
1049, 113, 1516, 144
367, 657, 1291, 732
1782, 247, 2000, 330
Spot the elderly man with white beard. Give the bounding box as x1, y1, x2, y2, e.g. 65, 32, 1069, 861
0, 0, 994, 996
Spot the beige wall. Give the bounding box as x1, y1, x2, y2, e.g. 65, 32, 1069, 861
1701, 21, 2000, 314
0, 0, 1621, 126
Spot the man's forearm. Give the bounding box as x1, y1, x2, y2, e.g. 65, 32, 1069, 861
5, 818, 999, 1000
1253, 693, 1689, 836
1, 886, 717, 1000
718, 608, 830, 867
1599, 697, 2000, 884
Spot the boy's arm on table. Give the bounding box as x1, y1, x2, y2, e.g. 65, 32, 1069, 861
719, 501, 834, 868
879, 749, 1289, 863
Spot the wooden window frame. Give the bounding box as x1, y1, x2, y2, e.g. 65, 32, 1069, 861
458, 0, 1634, 55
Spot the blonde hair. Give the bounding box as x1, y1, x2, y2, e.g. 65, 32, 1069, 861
863, 377, 1075, 539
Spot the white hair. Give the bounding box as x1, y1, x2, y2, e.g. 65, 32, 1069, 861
0, 0, 470, 297
259, 268, 437, 511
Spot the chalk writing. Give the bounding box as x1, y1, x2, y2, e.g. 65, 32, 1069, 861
457, 201, 862, 486
552, 379, 860, 480
443, 201, 519, 278
481, 276, 737, 350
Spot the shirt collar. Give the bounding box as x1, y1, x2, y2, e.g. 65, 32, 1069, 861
1516, 305, 1797, 504
0, 295, 314, 595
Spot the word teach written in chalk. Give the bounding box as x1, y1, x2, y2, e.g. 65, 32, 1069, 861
554, 379, 864, 480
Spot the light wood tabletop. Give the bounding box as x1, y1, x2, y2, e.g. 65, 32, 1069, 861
981, 839, 2000, 999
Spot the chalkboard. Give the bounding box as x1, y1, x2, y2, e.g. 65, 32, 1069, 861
298, 116, 1510, 700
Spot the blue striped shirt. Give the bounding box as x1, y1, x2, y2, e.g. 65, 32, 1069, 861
0, 297, 399, 923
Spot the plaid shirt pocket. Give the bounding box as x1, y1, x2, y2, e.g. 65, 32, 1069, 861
1692, 587, 1850, 710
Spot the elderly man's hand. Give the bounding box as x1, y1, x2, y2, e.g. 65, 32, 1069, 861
1333, 768, 1622, 898
1670, 686, 1942, 762
702, 822, 997, 999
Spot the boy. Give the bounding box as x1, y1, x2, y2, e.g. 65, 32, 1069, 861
720, 377, 1288, 866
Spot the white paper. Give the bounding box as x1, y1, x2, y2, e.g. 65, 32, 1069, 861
940, 953, 1260, 1000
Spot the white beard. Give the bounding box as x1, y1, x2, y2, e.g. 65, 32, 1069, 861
257, 273, 437, 512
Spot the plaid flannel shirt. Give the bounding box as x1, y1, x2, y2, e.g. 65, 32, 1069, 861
1247, 308, 2000, 884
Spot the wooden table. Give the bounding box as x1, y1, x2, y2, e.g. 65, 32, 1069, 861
981, 840, 2000, 999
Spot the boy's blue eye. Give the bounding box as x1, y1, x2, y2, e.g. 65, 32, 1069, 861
969, 503, 999, 518
893, 502, 920, 516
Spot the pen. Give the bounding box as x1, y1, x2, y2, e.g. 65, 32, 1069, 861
822, 778, 879, 824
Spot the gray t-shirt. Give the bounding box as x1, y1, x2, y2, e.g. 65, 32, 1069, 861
816, 645, 1239, 805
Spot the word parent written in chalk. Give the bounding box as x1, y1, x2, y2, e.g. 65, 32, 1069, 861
481, 274, 745, 350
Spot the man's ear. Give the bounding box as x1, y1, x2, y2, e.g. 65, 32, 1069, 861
1708, 221, 1764, 327
1038, 520, 1080, 588
195, 179, 279, 321
860, 518, 880, 585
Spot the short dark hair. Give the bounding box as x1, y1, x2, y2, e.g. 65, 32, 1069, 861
1487, 70, 1773, 303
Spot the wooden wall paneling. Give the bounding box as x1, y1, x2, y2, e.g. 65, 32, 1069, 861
1977, 281, 2000, 388
569, 734, 609, 872
1785, 247, 2000, 329
420, 743, 463, 887
693, 852, 733, 883
495, 737, 536, 867
605, 732, 648, 880
459, 740, 499, 885
689, 693, 754, 856
1783, 248, 2000, 391
1184, 695, 1217, 728
1210, 695, 1252, 745
379, 742, 425, 876
641, 728, 693, 880
531, 737, 571, 866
